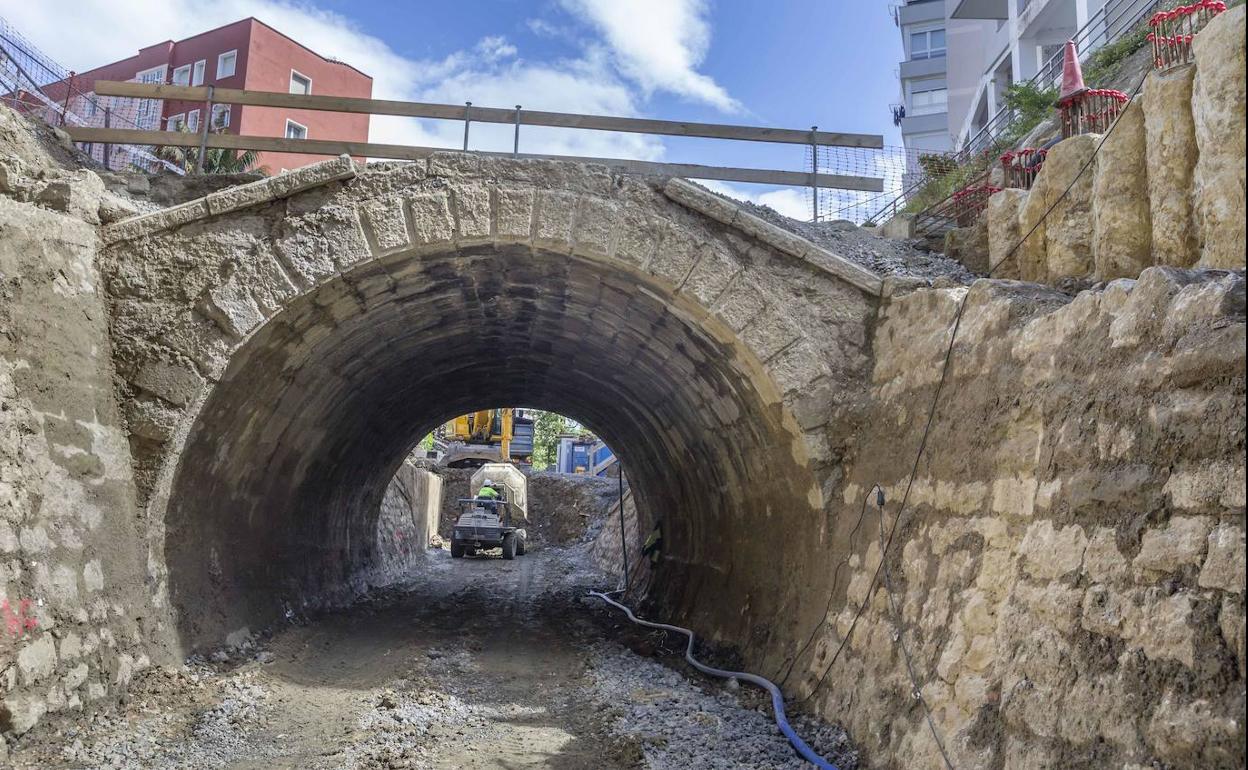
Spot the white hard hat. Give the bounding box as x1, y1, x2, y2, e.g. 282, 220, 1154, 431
484, 479, 494, 486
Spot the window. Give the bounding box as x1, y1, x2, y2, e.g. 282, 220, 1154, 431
187, 109, 200, 132
217, 49, 237, 79
192, 59, 206, 86
285, 119, 308, 140
134, 65, 167, 130
910, 28, 946, 60
289, 70, 311, 95
167, 113, 186, 132
211, 104, 231, 129
910, 85, 948, 116
171, 64, 191, 86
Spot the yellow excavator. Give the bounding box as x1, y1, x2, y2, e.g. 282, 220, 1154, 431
435, 408, 534, 468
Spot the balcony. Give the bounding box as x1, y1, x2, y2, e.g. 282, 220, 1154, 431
900, 55, 947, 79
951, 0, 1009, 19
901, 111, 948, 136
899, 0, 946, 26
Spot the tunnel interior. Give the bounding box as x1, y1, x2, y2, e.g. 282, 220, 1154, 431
164, 244, 823, 651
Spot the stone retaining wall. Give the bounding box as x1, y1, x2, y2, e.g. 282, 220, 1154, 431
987, 6, 1245, 284
790, 268, 1245, 769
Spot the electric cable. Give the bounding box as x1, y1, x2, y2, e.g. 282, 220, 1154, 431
590, 590, 843, 770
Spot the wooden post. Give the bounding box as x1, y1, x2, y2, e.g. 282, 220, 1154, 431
196, 85, 214, 174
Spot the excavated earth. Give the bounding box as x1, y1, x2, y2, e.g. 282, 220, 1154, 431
6, 544, 858, 769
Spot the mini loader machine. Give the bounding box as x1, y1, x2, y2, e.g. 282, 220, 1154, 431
450, 463, 529, 560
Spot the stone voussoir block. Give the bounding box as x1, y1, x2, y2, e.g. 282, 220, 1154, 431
359, 197, 411, 255
450, 183, 492, 243
571, 196, 619, 258
406, 191, 455, 249
533, 190, 579, 253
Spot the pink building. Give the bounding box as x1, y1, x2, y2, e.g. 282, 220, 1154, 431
49, 18, 372, 172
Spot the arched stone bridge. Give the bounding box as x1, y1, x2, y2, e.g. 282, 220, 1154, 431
100, 153, 882, 655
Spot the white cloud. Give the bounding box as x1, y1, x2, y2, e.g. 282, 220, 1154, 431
557, 0, 739, 112
5, 0, 665, 159
699, 181, 812, 222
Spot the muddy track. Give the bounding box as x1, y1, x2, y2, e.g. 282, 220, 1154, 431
9, 547, 855, 769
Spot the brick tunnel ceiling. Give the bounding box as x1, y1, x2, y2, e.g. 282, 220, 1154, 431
166, 245, 819, 648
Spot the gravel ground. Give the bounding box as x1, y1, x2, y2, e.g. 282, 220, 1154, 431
8, 544, 857, 769
715, 191, 975, 282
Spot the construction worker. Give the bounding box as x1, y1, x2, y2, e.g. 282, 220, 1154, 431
476, 480, 500, 501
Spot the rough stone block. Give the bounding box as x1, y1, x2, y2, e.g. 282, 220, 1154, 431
451, 184, 492, 242
1199, 523, 1245, 593
1136, 590, 1197, 666
131, 359, 204, 408
495, 187, 534, 240
1083, 527, 1130, 583
1040, 134, 1099, 281
572, 196, 618, 258
614, 207, 659, 268
649, 224, 701, 286
1093, 98, 1153, 280
713, 280, 766, 332
741, 309, 800, 362
1191, 5, 1247, 269
202, 277, 266, 338
1134, 516, 1213, 575
1019, 520, 1088, 580
682, 241, 741, 308
1017, 182, 1049, 283
1143, 67, 1200, 267
987, 189, 1026, 280
17, 635, 56, 684
36, 170, 104, 224
360, 197, 410, 254
407, 192, 454, 248
533, 191, 578, 252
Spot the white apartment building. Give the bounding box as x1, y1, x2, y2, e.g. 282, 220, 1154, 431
896, 0, 1151, 159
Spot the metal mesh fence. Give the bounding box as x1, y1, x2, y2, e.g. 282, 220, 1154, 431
806, 143, 958, 225
0, 15, 182, 174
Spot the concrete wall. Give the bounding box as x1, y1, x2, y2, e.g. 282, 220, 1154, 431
790, 270, 1245, 769
987, 6, 1246, 284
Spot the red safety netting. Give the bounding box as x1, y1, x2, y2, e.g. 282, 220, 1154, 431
1148, 1, 1226, 70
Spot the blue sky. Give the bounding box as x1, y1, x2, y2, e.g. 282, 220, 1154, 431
4, 0, 906, 218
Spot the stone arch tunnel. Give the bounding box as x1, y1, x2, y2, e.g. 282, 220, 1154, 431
100, 155, 882, 659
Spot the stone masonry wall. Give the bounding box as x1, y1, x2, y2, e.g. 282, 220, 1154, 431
795, 268, 1245, 769
987, 6, 1245, 286
0, 113, 167, 750
369, 461, 442, 585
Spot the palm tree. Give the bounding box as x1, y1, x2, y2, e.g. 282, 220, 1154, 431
157, 124, 268, 175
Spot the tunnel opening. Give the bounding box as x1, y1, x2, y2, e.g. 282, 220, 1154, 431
161, 242, 825, 657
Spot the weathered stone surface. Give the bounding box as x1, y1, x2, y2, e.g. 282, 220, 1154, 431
1039, 134, 1099, 280
1093, 98, 1153, 279
1144, 66, 1200, 267
35, 170, 105, 224
943, 217, 989, 274
1191, 5, 1247, 269
1199, 523, 1245, 593
360, 197, 409, 253
1016, 175, 1050, 283
1134, 515, 1213, 575
986, 189, 1025, 280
